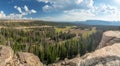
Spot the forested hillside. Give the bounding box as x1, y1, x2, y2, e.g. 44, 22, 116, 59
0, 20, 119, 64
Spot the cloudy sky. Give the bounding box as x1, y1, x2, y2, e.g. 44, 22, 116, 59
0, 0, 120, 21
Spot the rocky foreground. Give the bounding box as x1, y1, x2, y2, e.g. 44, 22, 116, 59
0, 31, 120, 66
0, 45, 43, 66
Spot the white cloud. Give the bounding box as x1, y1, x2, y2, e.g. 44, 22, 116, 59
114, 0, 120, 4
39, 9, 95, 21
31, 9, 37, 13
0, 11, 6, 18
39, 3, 120, 21
76, 0, 83, 4
100, 5, 120, 21
0, 12, 24, 19
0, 5, 37, 19
7, 13, 23, 19
24, 5, 29, 12
42, 5, 53, 12
37, 0, 49, 3
14, 5, 37, 15
37, 0, 120, 21
62, 9, 95, 21
37, 0, 94, 12
87, 0, 94, 8
23, 5, 37, 14
14, 6, 22, 13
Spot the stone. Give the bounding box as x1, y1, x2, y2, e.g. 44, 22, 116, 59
97, 31, 120, 49
0, 45, 43, 66
0, 45, 14, 66
16, 52, 43, 66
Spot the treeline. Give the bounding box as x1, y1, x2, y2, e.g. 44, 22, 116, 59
28, 30, 102, 64
0, 26, 103, 64
0, 20, 119, 64
0, 21, 74, 27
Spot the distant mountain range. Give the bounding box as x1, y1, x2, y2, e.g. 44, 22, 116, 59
75, 20, 120, 26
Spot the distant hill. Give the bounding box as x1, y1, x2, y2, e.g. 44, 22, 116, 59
75, 20, 120, 26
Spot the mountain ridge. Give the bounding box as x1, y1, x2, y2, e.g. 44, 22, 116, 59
75, 20, 120, 26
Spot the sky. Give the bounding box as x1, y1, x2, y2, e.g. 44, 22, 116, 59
0, 0, 120, 21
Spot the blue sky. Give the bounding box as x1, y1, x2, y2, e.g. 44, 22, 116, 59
0, 0, 120, 21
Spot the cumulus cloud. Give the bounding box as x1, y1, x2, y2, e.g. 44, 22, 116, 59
114, 0, 120, 4
7, 14, 23, 19
39, 4, 120, 21
42, 5, 53, 12
37, 0, 120, 21
14, 6, 22, 13
14, 5, 37, 15
94, 4, 120, 21
76, 0, 83, 4
23, 5, 37, 14
0, 5, 37, 19
37, 0, 49, 3
0, 11, 6, 18
37, 0, 94, 12
0, 11, 5, 17
40, 9, 95, 21
31, 9, 37, 13
86, 0, 94, 8
24, 5, 29, 12
0, 11, 23, 19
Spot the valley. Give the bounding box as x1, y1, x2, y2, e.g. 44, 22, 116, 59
0, 20, 119, 65
1, 0, 120, 66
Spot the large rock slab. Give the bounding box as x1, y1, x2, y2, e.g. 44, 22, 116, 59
17, 52, 43, 66
0, 45, 43, 66
79, 43, 120, 66
52, 43, 120, 66
97, 31, 120, 49
0, 45, 14, 66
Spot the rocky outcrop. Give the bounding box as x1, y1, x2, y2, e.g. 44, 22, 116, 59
50, 31, 120, 66
0, 45, 14, 66
79, 43, 120, 66
97, 31, 120, 49
51, 43, 120, 66
0, 45, 43, 66
17, 52, 43, 66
